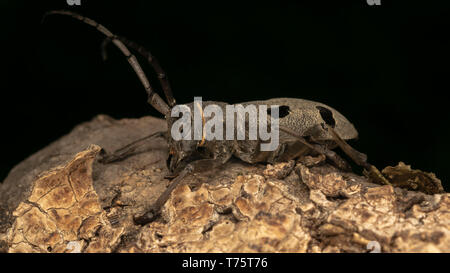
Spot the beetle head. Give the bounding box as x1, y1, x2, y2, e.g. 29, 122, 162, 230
165, 113, 205, 174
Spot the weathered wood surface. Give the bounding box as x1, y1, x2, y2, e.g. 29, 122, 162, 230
0, 115, 448, 253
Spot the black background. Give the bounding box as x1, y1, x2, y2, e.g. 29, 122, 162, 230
0, 252, 443, 271
1, 0, 449, 190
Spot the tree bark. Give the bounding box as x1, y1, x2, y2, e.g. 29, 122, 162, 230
0, 115, 448, 253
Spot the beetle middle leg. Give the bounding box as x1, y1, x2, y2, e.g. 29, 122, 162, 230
279, 126, 351, 171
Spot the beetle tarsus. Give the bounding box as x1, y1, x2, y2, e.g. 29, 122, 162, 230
134, 208, 159, 225
364, 165, 392, 186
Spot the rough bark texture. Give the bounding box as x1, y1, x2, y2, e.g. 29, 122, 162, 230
0, 115, 448, 253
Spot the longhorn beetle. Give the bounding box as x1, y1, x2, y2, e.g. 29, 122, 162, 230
43, 10, 390, 225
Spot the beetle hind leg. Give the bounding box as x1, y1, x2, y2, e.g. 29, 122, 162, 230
316, 106, 391, 186
320, 123, 391, 186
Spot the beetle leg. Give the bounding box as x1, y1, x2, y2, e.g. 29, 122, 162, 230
99, 131, 167, 163
279, 126, 351, 171
316, 106, 391, 186
310, 143, 352, 171
134, 158, 223, 225
322, 123, 391, 186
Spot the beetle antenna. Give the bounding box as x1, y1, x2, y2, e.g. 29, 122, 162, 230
42, 10, 171, 116
102, 36, 176, 107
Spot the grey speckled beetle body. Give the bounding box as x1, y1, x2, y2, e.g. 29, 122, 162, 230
164, 98, 358, 174
44, 10, 390, 225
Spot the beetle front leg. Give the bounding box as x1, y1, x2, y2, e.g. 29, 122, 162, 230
134, 158, 224, 225
99, 131, 167, 163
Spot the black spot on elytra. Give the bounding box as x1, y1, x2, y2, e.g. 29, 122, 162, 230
267, 105, 290, 118
316, 106, 336, 128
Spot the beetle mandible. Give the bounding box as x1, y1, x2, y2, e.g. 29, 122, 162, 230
44, 10, 390, 225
